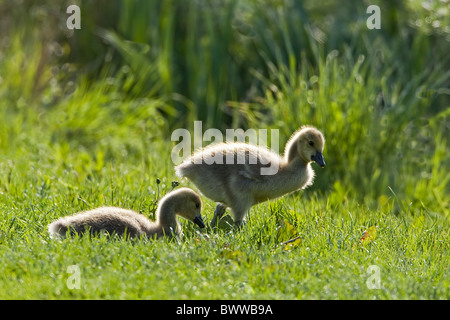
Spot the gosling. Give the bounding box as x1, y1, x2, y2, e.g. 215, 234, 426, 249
48, 187, 205, 239
175, 126, 325, 228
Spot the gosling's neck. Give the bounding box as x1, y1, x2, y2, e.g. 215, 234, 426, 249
156, 198, 181, 236
284, 141, 309, 168
278, 144, 314, 192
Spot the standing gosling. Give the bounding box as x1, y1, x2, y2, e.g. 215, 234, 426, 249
48, 187, 205, 239
175, 126, 325, 228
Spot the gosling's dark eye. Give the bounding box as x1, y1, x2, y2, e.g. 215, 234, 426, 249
195, 203, 200, 208
308, 141, 314, 146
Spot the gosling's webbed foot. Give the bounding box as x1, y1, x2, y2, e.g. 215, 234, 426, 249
234, 220, 246, 229
210, 203, 227, 229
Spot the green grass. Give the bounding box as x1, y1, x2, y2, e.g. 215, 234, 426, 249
0, 168, 448, 299
0, 0, 449, 299
0, 109, 448, 299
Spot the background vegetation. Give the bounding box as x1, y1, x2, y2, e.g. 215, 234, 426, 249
0, 0, 448, 299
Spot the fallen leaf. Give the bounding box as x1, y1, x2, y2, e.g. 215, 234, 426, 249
360, 226, 377, 244
352, 226, 377, 250
283, 236, 302, 250
277, 220, 299, 243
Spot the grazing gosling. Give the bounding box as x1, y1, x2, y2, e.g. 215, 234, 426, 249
48, 187, 205, 239
175, 126, 325, 228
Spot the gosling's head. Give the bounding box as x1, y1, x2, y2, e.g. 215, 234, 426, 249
287, 126, 326, 167
171, 187, 205, 228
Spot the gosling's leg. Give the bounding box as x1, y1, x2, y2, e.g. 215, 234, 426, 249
210, 203, 227, 228
231, 204, 251, 230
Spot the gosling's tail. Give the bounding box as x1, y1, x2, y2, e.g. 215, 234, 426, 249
175, 162, 189, 179
48, 220, 68, 238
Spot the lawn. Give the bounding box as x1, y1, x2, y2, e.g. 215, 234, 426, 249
0, 0, 448, 300
0, 158, 448, 299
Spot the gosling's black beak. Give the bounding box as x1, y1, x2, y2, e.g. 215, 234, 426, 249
193, 216, 205, 228
312, 151, 325, 168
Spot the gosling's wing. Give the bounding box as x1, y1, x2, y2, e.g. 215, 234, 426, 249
234, 144, 283, 181
177, 142, 282, 181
